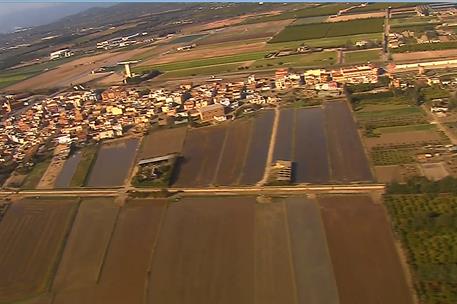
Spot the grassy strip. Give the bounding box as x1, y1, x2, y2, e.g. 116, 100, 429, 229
376, 124, 435, 134
20, 159, 52, 189
344, 49, 382, 64
161, 62, 245, 78
252, 51, 337, 68
371, 147, 416, 165
270, 18, 384, 43
133, 51, 268, 74
69, 145, 99, 187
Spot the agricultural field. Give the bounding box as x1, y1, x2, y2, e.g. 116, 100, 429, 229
86, 138, 139, 188
159, 62, 247, 79
270, 18, 384, 43
173, 110, 273, 187
134, 51, 268, 74
52, 199, 119, 296
319, 195, 414, 304
214, 118, 253, 186
69, 145, 99, 187
252, 51, 337, 69
172, 124, 227, 187
0, 195, 415, 303
386, 194, 457, 304
351, 90, 451, 182
393, 49, 457, 63
20, 159, 52, 189
324, 102, 373, 182
343, 49, 382, 64
138, 127, 187, 161
0, 199, 78, 303
245, 3, 353, 23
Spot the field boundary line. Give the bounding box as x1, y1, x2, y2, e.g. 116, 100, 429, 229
95, 202, 122, 284
282, 201, 299, 304
48, 200, 81, 290
211, 124, 230, 186
143, 201, 168, 304
312, 196, 342, 304
257, 107, 280, 186
236, 118, 255, 185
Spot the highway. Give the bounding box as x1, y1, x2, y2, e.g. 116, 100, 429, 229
0, 184, 386, 198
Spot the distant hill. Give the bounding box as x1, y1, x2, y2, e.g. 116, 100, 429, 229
0, 3, 113, 34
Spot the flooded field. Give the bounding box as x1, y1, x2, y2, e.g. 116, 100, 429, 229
86, 138, 139, 187
0, 195, 414, 304
172, 125, 227, 187
295, 107, 330, 183
239, 110, 274, 185
54, 152, 82, 188
214, 119, 252, 186
173, 110, 273, 187
272, 104, 371, 184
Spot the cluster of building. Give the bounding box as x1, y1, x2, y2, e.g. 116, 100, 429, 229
0, 64, 380, 168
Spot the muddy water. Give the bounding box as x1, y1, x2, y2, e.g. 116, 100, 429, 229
86, 138, 139, 187
54, 152, 82, 188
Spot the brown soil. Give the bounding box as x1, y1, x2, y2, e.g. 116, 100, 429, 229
0, 199, 77, 303
318, 195, 414, 304
393, 49, 457, 63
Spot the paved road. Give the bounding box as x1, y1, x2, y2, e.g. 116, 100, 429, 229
0, 184, 386, 199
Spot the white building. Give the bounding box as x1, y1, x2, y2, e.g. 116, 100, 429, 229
50, 49, 74, 60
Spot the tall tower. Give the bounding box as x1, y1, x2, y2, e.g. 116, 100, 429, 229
118, 60, 139, 78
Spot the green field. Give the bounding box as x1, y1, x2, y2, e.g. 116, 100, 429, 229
267, 33, 383, 49
376, 123, 435, 134
356, 107, 427, 129
252, 51, 337, 68
371, 147, 416, 165
390, 16, 439, 27
291, 16, 327, 25
344, 49, 382, 64
133, 51, 268, 74
270, 18, 384, 43
386, 194, 457, 304
21, 159, 51, 189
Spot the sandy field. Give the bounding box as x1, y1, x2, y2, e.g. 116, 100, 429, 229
419, 162, 449, 181
325, 11, 385, 22
5, 47, 153, 92
393, 49, 457, 63
197, 19, 293, 45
